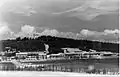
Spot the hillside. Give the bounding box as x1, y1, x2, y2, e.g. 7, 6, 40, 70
0, 36, 119, 53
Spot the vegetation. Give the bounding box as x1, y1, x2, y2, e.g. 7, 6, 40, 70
0, 35, 119, 53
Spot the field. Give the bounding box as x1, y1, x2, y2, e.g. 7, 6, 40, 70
20, 58, 119, 74
0, 71, 119, 77
0, 58, 119, 75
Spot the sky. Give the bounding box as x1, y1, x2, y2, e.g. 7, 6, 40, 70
0, 0, 119, 42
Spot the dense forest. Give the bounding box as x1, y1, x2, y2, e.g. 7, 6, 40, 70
0, 36, 119, 53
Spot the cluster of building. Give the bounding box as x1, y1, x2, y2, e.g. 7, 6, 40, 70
14, 48, 119, 62
0, 44, 119, 62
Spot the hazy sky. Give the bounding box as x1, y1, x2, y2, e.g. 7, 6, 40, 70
0, 0, 119, 42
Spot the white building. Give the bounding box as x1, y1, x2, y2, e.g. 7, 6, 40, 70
16, 52, 28, 59
49, 53, 65, 60
61, 48, 82, 53
16, 52, 47, 60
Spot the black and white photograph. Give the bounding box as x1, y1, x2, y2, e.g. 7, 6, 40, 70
0, 0, 119, 77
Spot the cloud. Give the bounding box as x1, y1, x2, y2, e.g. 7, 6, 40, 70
104, 29, 119, 34
17, 25, 59, 38
58, 32, 75, 38
58, 32, 83, 40
40, 29, 59, 36
9, 5, 37, 16
52, 0, 118, 20
42, 28, 119, 43
0, 22, 119, 43
0, 24, 119, 43
80, 29, 119, 42
1, 0, 37, 16
0, 24, 15, 40
38, 28, 119, 43
21, 25, 35, 34
17, 25, 36, 38
80, 29, 96, 36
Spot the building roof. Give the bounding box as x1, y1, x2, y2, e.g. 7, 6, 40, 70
16, 52, 28, 55
50, 53, 64, 56
61, 48, 81, 51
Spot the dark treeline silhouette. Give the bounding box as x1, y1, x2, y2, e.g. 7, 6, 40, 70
0, 35, 119, 53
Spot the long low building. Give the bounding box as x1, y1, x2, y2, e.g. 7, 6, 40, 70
15, 50, 118, 61
16, 52, 47, 60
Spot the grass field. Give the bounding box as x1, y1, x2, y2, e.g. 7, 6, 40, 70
0, 71, 119, 77
0, 58, 119, 75
22, 58, 119, 70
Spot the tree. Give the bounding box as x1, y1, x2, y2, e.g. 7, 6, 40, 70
16, 37, 21, 41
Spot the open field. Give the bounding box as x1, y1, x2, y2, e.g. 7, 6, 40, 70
0, 58, 119, 74
22, 58, 119, 70
0, 71, 119, 77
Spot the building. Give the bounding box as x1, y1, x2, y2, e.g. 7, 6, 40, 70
16, 52, 28, 59
64, 52, 84, 59
61, 48, 82, 53
38, 52, 47, 60
16, 52, 47, 60
49, 53, 65, 60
